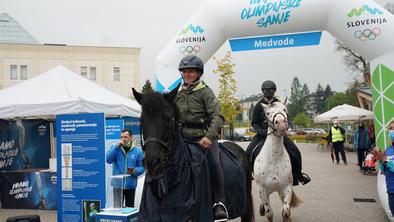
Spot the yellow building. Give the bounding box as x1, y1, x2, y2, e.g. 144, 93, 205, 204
0, 13, 140, 97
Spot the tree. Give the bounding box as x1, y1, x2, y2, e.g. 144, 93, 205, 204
335, 40, 370, 86
141, 79, 154, 94
323, 84, 334, 110
301, 83, 312, 114
213, 51, 239, 124
293, 113, 311, 128
326, 92, 353, 109
311, 83, 326, 114
287, 77, 312, 118
287, 77, 304, 118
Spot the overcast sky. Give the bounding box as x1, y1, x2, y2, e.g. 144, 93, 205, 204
1, 0, 391, 99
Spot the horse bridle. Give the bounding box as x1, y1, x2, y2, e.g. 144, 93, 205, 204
139, 113, 208, 170
265, 104, 289, 136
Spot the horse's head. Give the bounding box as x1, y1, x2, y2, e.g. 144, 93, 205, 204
132, 85, 180, 178
262, 102, 289, 136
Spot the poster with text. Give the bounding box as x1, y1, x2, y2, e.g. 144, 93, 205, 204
0, 119, 50, 171
0, 171, 57, 209
56, 113, 105, 222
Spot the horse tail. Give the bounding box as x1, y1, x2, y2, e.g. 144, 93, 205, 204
290, 190, 303, 208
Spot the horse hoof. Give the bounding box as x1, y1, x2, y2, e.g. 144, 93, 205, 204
259, 204, 265, 216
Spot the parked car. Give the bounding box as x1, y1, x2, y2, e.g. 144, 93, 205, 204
224, 127, 252, 141
313, 128, 327, 134
302, 128, 316, 135
287, 129, 297, 136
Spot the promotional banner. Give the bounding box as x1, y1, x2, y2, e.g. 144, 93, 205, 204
0, 171, 57, 209
56, 113, 106, 222
104, 117, 144, 209
123, 117, 141, 149
229, 31, 322, 52
155, 0, 394, 91
0, 119, 50, 171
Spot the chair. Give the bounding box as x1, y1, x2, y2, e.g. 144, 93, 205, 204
6, 215, 40, 222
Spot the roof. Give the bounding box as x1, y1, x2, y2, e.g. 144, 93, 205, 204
357, 87, 372, 96
313, 104, 374, 123
0, 13, 39, 44
0, 65, 141, 119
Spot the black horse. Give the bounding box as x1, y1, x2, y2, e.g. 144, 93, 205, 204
132, 85, 254, 222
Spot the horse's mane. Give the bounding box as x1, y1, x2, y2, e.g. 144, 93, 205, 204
140, 91, 179, 119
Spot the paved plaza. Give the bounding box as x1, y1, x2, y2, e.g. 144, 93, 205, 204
0, 143, 390, 222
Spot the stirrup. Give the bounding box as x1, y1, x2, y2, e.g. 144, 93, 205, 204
213, 202, 229, 222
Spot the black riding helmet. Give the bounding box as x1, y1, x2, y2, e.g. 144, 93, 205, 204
178, 55, 204, 75
261, 80, 277, 92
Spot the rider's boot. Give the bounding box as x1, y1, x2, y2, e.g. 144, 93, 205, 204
213, 202, 228, 222
298, 172, 311, 185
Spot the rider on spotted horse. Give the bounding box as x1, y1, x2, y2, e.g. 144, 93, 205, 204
246, 80, 311, 186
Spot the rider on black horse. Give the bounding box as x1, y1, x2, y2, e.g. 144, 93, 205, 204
175, 55, 228, 221
245, 80, 311, 186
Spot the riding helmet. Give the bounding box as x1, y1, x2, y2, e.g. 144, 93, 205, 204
261, 80, 277, 91
178, 55, 204, 74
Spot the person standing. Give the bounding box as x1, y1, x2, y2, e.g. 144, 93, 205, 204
372, 119, 394, 216
106, 129, 145, 208
175, 55, 228, 221
328, 120, 347, 165
354, 123, 370, 171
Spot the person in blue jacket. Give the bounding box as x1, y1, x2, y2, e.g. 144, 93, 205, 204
373, 120, 394, 216
106, 129, 145, 208
354, 123, 370, 171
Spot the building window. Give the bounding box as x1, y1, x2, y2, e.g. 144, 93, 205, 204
113, 67, 120, 81
20, 65, 28, 80
10, 65, 17, 80
90, 67, 96, 81
80, 66, 87, 78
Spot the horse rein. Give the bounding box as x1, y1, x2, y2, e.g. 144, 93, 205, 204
140, 114, 208, 170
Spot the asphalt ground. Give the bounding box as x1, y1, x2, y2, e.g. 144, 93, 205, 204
230, 142, 389, 222
0, 143, 390, 222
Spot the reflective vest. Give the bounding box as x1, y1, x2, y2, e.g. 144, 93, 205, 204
331, 127, 344, 142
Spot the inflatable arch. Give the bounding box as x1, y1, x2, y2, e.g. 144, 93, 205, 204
155, 0, 394, 152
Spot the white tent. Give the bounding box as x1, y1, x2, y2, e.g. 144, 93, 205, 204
314, 104, 374, 123
0, 65, 141, 119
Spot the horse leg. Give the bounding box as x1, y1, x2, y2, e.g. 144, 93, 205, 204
259, 187, 273, 222
280, 185, 293, 222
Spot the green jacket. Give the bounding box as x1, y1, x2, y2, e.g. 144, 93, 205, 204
175, 81, 223, 141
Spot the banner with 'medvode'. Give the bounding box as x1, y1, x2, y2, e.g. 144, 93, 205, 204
0, 171, 57, 209
0, 119, 50, 171
56, 113, 105, 222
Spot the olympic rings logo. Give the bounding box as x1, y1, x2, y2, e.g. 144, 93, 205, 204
179, 45, 201, 55
354, 27, 381, 41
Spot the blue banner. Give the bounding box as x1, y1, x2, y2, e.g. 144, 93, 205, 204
123, 117, 141, 149
56, 113, 106, 222
105, 119, 124, 140
0, 171, 57, 209
0, 119, 51, 171
229, 31, 322, 52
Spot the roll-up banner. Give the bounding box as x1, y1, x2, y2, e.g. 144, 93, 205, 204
56, 113, 106, 222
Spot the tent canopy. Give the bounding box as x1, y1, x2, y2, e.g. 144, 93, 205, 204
314, 104, 374, 123
0, 65, 141, 119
